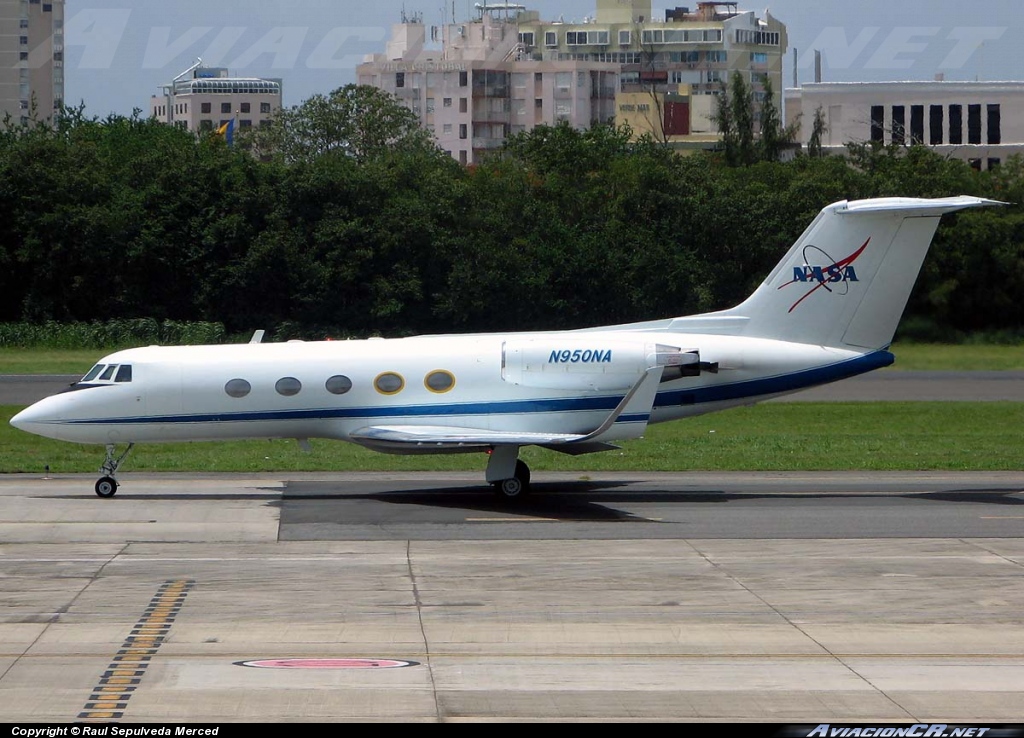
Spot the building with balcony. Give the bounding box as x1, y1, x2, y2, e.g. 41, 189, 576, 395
0, 0, 64, 125
150, 61, 283, 135
784, 81, 1024, 171
358, 1, 787, 163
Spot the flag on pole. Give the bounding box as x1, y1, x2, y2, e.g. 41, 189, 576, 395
216, 119, 235, 146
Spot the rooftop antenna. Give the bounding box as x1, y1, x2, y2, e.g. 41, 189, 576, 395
173, 58, 204, 83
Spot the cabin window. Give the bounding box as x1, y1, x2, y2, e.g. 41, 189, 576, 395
326, 375, 353, 395
99, 365, 118, 381
225, 379, 251, 398
115, 365, 133, 383
374, 372, 405, 395
275, 377, 302, 396
82, 364, 105, 381
425, 370, 455, 393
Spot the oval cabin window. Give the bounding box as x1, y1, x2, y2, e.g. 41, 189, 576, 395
225, 379, 251, 398
425, 370, 455, 393
275, 377, 302, 396
374, 372, 405, 395
326, 375, 353, 395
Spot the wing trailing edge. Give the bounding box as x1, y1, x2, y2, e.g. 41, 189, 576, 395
350, 366, 663, 454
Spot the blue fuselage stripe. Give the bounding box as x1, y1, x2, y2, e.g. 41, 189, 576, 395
67, 351, 894, 426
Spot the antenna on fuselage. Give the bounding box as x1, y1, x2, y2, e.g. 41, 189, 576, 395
249, 330, 266, 344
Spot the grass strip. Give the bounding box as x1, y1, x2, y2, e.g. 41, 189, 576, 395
2, 402, 1021, 475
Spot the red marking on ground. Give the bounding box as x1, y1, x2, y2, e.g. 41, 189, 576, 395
237, 658, 418, 669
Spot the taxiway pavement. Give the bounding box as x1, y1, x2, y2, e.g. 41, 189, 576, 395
0, 471, 1022, 723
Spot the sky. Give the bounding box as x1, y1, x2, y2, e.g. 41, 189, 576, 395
64, 0, 1024, 117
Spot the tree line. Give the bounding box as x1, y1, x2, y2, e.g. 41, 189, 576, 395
1, 84, 1022, 343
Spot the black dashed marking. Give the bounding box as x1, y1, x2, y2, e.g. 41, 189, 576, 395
77, 579, 194, 721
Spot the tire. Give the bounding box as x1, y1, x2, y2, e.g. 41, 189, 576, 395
494, 460, 531, 500
95, 476, 118, 498
498, 476, 525, 498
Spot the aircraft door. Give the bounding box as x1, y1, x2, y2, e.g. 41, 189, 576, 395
142, 363, 183, 418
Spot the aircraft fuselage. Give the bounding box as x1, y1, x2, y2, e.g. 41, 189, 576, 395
11, 331, 891, 449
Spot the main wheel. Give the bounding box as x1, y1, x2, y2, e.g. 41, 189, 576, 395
494, 460, 531, 500
95, 476, 118, 498
498, 476, 524, 498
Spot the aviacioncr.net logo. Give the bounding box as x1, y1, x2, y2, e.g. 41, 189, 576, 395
802, 724, 1000, 738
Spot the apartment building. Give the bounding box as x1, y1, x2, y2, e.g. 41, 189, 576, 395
358, 1, 787, 163
784, 81, 1024, 170
0, 0, 64, 125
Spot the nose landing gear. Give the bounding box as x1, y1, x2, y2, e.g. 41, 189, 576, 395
95, 476, 118, 498
95, 443, 134, 498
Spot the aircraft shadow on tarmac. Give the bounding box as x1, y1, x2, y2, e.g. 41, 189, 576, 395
910, 488, 1024, 505
42, 483, 1023, 522
281, 480, 648, 521
275, 480, 1024, 521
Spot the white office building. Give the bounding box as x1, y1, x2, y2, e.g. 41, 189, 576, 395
785, 80, 1024, 170
150, 62, 283, 135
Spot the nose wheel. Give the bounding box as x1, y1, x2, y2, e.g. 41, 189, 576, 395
95, 476, 119, 498
94, 443, 134, 498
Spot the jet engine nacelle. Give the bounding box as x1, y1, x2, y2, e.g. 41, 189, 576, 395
502, 339, 699, 391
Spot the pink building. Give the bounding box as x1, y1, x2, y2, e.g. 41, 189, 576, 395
358, 8, 618, 165
359, 2, 787, 164
0, 0, 64, 124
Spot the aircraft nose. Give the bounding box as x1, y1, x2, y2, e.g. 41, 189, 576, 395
10, 401, 60, 436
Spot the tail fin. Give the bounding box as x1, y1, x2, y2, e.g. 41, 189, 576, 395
716, 196, 1004, 349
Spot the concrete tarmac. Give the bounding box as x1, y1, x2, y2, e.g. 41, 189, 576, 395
1, 471, 1023, 723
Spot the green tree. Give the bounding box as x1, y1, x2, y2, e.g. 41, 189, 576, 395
501, 121, 638, 176
247, 84, 439, 164
807, 105, 828, 158
712, 71, 756, 166
757, 76, 798, 162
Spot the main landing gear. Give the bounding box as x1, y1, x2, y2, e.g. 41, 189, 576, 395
95, 443, 134, 498
494, 460, 531, 500
486, 446, 531, 501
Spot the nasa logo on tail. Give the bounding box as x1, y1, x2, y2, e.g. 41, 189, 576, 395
779, 238, 870, 313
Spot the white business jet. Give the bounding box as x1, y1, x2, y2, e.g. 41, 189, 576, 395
10, 196, 1001, 499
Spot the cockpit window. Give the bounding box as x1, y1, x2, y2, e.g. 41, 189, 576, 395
99, 365, 118, 381
82, 364, 105, 382
115, 365, 133, 383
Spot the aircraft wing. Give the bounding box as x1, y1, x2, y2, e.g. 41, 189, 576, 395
350, 366, 663, 454
350, 425, 610, 448
350, 425, 622, 456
